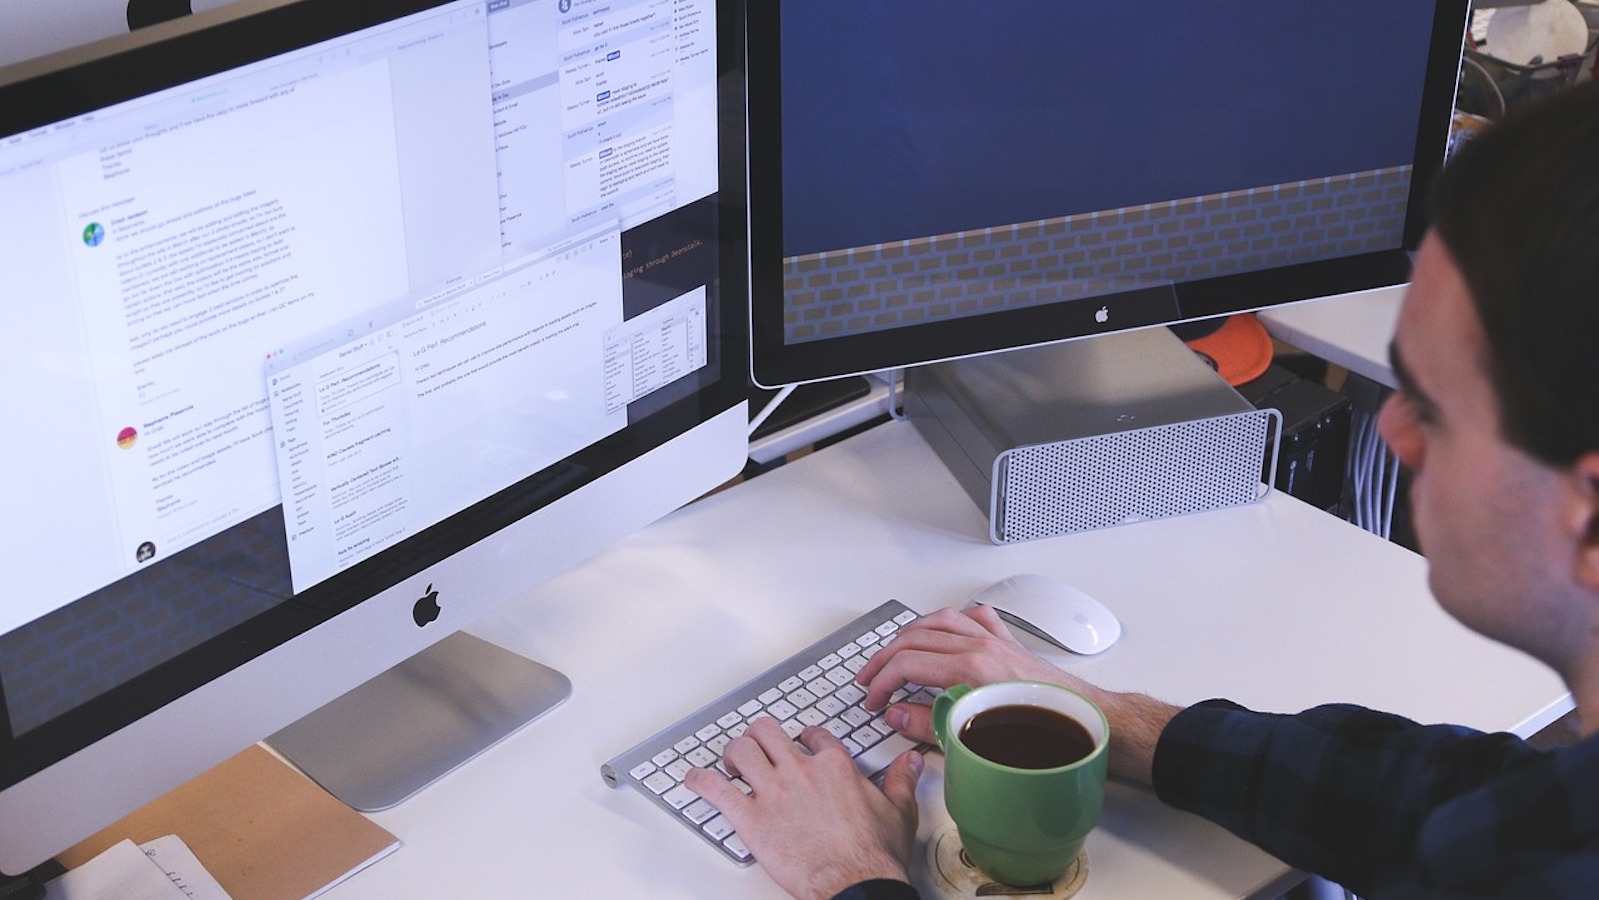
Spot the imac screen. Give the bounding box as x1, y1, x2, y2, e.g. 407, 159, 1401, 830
748, 0, 1469, 386
0, 0, 745, 871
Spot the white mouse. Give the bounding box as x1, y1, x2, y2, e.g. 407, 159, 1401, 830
969, 573, 1122, 655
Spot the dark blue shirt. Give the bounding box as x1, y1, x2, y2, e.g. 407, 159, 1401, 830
830, 879, 921, 900
837, 699, 1599, 899
1153, 699, 1599, 898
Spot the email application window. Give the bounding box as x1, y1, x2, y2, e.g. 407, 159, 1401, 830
268, 230, 633, 590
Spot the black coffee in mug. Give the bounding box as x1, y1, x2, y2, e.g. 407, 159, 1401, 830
959, 703, 1095, 769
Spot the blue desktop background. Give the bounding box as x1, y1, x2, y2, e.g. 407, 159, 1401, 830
782, 0, 1440, 257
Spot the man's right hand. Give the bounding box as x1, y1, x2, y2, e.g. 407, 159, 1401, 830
858, 605, 1178, 784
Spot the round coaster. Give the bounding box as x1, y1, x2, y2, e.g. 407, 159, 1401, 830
923, 823, 1088, 899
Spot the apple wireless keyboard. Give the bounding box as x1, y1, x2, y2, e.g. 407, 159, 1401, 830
601, 600, 935, 864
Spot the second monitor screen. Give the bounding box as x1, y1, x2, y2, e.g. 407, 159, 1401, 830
764, 0, 1454, 370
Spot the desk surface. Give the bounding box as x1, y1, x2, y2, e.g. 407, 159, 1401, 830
1259, 286, 1404, 389
327, 419, 1568, 899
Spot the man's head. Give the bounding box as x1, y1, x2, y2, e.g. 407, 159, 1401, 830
1378, 83, 1599, 674
1428, 81, 1599, 467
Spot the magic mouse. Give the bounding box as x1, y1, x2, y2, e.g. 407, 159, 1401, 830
969, 573, 1122, 655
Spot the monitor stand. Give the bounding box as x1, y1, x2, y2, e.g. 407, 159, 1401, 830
265, 632, 571, 812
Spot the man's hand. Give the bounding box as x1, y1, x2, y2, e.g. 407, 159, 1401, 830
856, 605, 1081, 742
684, 717, 923, 900
860, 605, 1178, 784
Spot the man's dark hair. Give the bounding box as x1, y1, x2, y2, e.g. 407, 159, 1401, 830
1430, 80, 1599, 467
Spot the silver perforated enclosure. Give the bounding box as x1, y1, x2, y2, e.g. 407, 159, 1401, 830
991, 408, 1279, 543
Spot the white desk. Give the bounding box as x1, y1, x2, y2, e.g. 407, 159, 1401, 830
1259, 286, 1404, 389
326, 419, 1569, 899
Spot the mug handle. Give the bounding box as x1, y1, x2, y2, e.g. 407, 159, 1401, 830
932, 683, 973, 750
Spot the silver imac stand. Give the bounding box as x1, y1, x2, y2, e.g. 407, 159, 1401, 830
266, 632, 571, 812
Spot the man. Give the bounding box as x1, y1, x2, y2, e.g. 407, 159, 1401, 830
686, 81, 1599, 900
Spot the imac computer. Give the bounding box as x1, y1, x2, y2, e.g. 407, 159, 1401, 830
0, 0, 747, 874
747, 0, 1470, 387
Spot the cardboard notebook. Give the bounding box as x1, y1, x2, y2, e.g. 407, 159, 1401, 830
57, 745, 398, 900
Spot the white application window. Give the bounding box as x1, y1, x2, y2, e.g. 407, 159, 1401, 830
268, 230, 630, 591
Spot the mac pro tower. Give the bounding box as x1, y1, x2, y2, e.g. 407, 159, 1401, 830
906, 328, 1280, 543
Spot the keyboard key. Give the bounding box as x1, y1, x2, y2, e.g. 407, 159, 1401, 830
630, 761, 658, 781
642, 771, 676, 794
853, 732, 920, 778
662, 785, 698, 810
703, 815, 735, 841
683, 799, 719, 825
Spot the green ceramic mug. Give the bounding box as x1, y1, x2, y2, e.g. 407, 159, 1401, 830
932, 681, 1109, 887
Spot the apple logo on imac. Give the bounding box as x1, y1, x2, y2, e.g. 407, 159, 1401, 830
412, 584, 441, 627
1094, 306, 1110, 324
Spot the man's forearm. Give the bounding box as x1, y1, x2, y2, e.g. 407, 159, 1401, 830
1078, 687, 1181, 784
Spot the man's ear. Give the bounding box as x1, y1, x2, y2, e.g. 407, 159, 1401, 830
1571, 453, 1599, 590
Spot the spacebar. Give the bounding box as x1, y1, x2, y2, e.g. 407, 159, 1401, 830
854, 732, 921, 779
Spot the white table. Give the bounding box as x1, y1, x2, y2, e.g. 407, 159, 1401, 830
1259, 286, 1404, 389
327, 419, 1569, 899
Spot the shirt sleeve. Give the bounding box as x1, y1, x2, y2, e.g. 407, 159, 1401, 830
1150, 699, 1539, 896
830, 879, 921, 900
